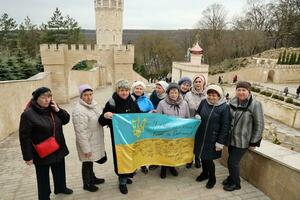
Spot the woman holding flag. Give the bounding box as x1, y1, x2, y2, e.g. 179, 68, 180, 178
98, 80, 140, 195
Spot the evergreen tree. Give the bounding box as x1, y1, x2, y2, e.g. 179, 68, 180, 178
277, 52, 282, 64
282, 50, 287, 64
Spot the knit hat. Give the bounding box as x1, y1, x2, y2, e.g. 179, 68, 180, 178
131, 81, 146, 91
156, 81, 169, 92
116, 80, 131, 90
32, 87, 51, 100
206, 84, 224, 98
166, 83, 180, 94
79, 84, 93, 96
236, 81, 251, 91
193, 74, 206, 86
178, 77, 192, 86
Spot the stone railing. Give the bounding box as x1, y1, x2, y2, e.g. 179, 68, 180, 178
219, 140, 300, 200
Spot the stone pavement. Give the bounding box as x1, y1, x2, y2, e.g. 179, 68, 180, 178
0, 86, 271, 200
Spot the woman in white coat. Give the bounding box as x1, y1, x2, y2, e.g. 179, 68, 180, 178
72, 84, 106, 192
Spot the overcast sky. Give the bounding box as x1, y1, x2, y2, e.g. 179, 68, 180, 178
0, 0, 248, 29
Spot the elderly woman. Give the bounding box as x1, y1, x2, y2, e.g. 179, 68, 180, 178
98, 80, 140, 195
72, 84, 106, 192
178, 77, 192, 98
131, 81, 154, 174
19, 87, 72, 200
150, 80, 169, 109
156, 83, 190, 178
184, 74, 207, 168
194, 85, 230, 189
223, 81, 264, 191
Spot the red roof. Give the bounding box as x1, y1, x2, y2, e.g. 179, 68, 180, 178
190, 43, 203, 54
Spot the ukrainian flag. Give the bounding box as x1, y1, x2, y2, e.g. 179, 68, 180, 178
112, 113, 201, 174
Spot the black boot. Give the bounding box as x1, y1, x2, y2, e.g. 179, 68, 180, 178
206, 176, 216, 189
186, 162, 193, 168
196, 172, 208, 182
223, 183, 241, 191
54, 187, 73, 195
149, 165, 159, 170
222, 176, 232, 186
91, 177, 105, 185
141, 166, 148, 174
160, 167, 167, 179
126, 178, 132, 184
169, 167, 178, 176
119, 184, 128, 194
83, 184, 98, 192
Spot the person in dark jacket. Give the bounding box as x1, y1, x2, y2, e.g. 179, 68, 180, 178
194, 84, 230, 189
178, 77, 192, 98
150, 81, 169, 109
98, 80, 140, 195
223, 81, 264, 191
19, 87, 73, 200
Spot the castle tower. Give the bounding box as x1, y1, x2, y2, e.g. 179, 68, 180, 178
94, 0, 124, 45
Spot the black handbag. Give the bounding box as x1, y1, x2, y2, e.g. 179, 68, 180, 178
96, 152, 107, 164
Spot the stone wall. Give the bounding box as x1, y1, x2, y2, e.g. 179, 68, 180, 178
219, 140, 300, 200
69, 67, 101, 98
172, 62, 209, 83
0, 73, 52, 141
255, 94, 300, 129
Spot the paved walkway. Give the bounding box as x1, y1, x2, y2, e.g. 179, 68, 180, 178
0, 86, 271, 200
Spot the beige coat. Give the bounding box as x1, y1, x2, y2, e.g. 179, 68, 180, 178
72, 99, 105, 162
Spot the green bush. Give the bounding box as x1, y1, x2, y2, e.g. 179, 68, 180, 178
251, 87, 261, 93
285, 98, 293, 104
271, 94, 284, 101
260, 91, 272, 97
293, 102, 300, 107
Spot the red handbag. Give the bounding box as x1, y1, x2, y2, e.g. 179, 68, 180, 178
33, 112, 60, 158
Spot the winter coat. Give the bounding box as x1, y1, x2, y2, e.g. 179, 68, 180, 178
184, 90, 206, 117
156, 95, 190, 118
229, 95, 264, 148
194, 99, 230, 160
72, 99, 105, 162
98, 93, 140, 177
150, 91, 165, 109
19, 100, 70, 165
132, 93, 154, 113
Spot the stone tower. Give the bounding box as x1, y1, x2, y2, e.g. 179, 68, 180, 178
94, 0, 123, 45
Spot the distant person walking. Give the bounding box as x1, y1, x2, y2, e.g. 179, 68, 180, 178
296, 85, 300, 98
284, 87, 289, 96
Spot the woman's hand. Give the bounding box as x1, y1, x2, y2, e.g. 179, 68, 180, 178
50, 100, 60, 112
151, 110, 157, 113
25, 160, 33, 166
215, 147, 223, 151
249, 146, 256, 151
104, 112, 113, 119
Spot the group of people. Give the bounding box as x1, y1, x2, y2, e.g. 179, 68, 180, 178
19, 75, 264, 200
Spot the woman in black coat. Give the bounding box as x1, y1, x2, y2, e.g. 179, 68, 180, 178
98, 80, 140, 195
19, 87, 72, 200
194, 85, 230, 189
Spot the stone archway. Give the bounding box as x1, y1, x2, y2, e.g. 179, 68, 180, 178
267, 70, 275, 82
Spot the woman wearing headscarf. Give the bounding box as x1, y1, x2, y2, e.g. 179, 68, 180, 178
184, 74, 207, 168
150, 80, 169, 109
131, 81, 154, 174
223, 81, 264, 191
156, 83, 190, 179
98, 80, 140, 195
72, 84, 106, 192
19, 87, 72, 200
178, 77, 192, 98
194, 85, 230, 189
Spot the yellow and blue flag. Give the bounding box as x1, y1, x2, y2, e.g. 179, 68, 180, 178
112, 113, 201, 174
